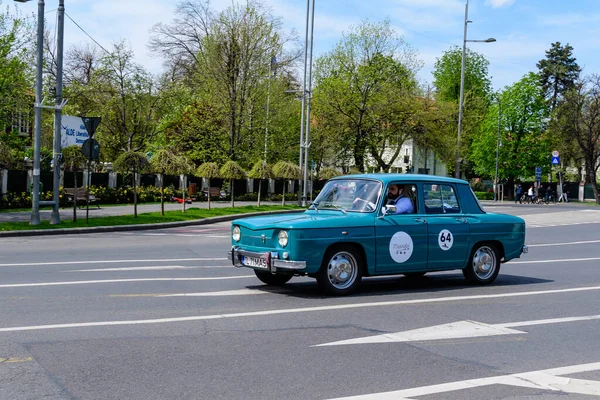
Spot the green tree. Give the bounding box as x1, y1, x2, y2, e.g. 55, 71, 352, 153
312, 19, 420, 172
195, 162, 220, 210
470, 73, 550, 187
150, 0, 295, 166
537, 42, 581, 111
112, 151, 149, 218
63, 42, 160, 161
0, 5, 33, 135
552, 75, 600, 203
247, 160, 272, 206
219, 161, 246, 207
432, 46, 493, 175
61, 145, 87, 221
272, 161, 299, 205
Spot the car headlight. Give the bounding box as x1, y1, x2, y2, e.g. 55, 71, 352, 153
278, 230, 288, 247
232, 226, 241, 242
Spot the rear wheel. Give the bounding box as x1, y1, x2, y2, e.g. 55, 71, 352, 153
463, 243, 500, 285
317, 245, 363, 296
254, 270, 292, 286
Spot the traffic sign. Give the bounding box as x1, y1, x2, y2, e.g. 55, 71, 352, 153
535, 166, 542, 182
81, 139, 100, 160
552, 150, 559, 157
551, 156, 560, 165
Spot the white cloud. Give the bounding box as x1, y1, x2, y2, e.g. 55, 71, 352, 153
486, 0, 516, 8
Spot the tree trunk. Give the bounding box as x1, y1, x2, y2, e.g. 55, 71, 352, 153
133, 168, 138, 218
207, 178, 211, 210
160, 173, 164, 216
257, 179, 262, 207
73, 170, 78, 222
590, 170, 600, 204
182, 175, 186, 213
282, 181, 286, 206
230, 179, 235, 207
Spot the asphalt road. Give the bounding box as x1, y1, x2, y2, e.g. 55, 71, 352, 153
0, 203, 599, 399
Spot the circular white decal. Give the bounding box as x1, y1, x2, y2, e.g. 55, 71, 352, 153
438, 229, 453, 251
389, 231, 413, 263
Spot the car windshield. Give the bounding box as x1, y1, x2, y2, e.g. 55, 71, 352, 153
312, 179, 382, 213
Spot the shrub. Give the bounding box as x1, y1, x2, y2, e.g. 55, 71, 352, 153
474, 191, 494, 200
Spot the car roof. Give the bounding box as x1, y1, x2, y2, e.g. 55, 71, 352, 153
330, 173, 468, 186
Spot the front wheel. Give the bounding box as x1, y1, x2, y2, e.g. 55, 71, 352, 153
254, 270, 292, 286
463, 243, 500, 285
317, 246, 363, 295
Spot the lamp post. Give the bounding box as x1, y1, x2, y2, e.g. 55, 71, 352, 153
14, 0, 65, 224
298, 0, 315, 206
455, 0, 495, 179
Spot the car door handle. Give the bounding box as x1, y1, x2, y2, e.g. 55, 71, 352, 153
415, 218, 427, 224
456, 218, 467, 223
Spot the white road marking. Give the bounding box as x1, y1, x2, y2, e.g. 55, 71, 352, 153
66, 265, 228, 272
0, 276, 253, 288
511, 257, 600, 264
0, 258, 227, 267
157, 289, 271, 297
316, 315, 600, 346
527, 239, 600, 247
326, 362, 600, 399
2, 285, 600, 333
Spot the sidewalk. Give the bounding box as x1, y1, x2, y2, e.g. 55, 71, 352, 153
0, 201, 285, 224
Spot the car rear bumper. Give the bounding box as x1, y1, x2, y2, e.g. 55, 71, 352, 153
228, 246, 307, 272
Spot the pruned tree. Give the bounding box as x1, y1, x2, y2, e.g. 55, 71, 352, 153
318, 166, 342, 181
248, 160, 272, 206
61, 145, 87, 221
149, 149, 190, 215
112, 151, 149, 218
219, 161, 246, 207
195, 162, 220, 209
272, 161, 299, 205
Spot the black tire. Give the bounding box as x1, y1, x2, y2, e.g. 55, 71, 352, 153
254, 270, 292, 286
317, 245, 363, 296
463, 243, 500, 285
403, 272, 426, 279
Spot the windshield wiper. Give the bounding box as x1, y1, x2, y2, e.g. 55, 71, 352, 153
322, 203, 347, 214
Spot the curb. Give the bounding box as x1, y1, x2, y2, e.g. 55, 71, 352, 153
0, 209, 304, 238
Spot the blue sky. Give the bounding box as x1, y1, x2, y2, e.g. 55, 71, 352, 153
15, 0, 600, 91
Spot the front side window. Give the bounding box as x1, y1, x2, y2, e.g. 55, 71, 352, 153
312, 179, 382, 213
423, 184, 460, 214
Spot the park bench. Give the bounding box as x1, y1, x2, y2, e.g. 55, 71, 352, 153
63, 187, 100, 208
203, 187, 227, 199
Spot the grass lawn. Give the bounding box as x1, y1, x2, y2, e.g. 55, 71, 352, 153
0, 205, 303, 231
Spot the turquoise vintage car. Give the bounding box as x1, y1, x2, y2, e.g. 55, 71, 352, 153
228, 174, 528, 295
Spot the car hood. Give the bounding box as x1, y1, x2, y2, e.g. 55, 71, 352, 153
232, 210, 374, 230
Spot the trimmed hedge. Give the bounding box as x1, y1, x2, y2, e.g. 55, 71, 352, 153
474, 191, 494, 200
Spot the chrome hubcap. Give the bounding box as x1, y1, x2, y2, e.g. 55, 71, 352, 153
327, 251, 358, 290
472, 246, 497, 280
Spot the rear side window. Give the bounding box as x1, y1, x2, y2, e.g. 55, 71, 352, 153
423, 184, 460, 214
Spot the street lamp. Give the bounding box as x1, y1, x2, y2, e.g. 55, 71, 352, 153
298, 0, 315, 206
14, 0, 65, 225
455, 0, 496, 179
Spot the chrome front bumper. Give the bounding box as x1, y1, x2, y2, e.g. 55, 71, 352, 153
522, 245, 528, 254
228, 246, 306, 272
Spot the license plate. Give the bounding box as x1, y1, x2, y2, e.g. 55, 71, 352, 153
242, 255, 267, 269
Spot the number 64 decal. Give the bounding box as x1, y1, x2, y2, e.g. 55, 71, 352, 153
438, 229, 453, 251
